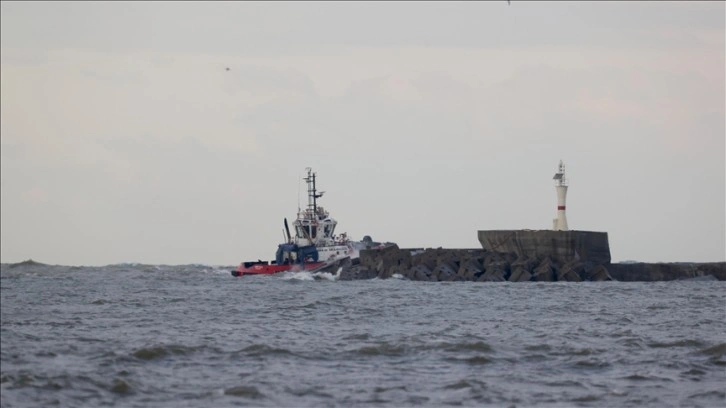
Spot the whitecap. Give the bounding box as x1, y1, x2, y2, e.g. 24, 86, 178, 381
279, 271, 316, 281
312, 271, 338, 281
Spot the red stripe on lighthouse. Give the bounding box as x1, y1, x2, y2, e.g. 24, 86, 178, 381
557, 206, 566, 210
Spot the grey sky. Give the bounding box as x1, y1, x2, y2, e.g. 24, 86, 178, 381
1, 1, 724, 266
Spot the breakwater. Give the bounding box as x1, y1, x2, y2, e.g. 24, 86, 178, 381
337, 245, 725, 282
608, 262, 726, 281
334, 229, 725, 281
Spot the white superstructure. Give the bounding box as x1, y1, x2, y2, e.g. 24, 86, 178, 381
552, 160, 569, 231
288, 168, 369, 262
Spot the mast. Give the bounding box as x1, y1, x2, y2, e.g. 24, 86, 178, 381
304, 167, 324, 218
304, 168, 313, 217
312, 171, 317, 215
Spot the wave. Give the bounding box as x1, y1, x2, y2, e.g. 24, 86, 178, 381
444, 355, 493, 365
647, 339, 706, 349
5, 259, 48, 268
621, 373, 674, 382
279, 270, 338, 282
109, 378, 133, 395
572, 359, 612, 369
687, 390, 726, 402
443, 378, 487, 391
0, 263, 238, 275
284, 385, 335, 399
696, 343, 726, 357
350, 340, 495, 357
233, 344, 297, 358
224, 385, 266, 399
1, 371, 132, 397
693, 343, 726, 366
524, 344, 552, 352
571, 394, 603, 403
354, 343, 408, 357
131, 344, 211, 361
440, 340, 494, 353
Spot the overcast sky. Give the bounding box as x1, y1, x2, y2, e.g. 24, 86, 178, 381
1, 1, 724, 266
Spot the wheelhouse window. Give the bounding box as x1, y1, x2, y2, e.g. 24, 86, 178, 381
296, 223, 317, 239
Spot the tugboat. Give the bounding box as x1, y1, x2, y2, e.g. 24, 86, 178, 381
231, 168, 385, 277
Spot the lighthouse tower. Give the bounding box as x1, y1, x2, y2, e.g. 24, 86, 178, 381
552, 160, 569, 231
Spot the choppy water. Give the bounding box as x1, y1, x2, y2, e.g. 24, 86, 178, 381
1, 263, 724, 408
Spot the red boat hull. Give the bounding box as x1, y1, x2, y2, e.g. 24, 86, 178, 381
231, 261, 325, 277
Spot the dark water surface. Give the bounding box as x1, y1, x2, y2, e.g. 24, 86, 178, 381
1, 264, 724, 407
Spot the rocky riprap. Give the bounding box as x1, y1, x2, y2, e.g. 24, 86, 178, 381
335, 245, 726, 282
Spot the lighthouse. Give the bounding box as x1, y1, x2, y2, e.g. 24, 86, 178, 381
552, 160, 569, 231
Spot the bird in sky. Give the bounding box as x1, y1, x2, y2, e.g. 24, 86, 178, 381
225, 67, 230, 71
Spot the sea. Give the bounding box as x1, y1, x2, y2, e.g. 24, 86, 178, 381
1, 263, 724, 408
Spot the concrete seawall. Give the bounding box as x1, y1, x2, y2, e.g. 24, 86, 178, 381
477, 230, 611, 265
